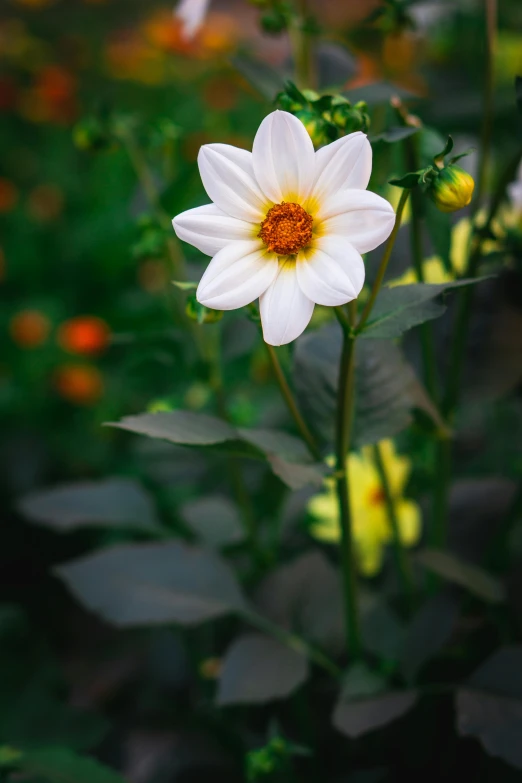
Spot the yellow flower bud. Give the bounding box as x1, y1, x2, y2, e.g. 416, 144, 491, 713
430, 165, 475, 213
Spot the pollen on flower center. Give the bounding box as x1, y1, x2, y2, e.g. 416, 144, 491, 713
258, 202, 313, 256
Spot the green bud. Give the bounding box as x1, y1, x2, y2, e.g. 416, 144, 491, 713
301, 89, 320, 103
429, 165, 475, 213
277, 93, 303, 112
73, 118, 111, 152
186, 296, 224, 324
331, 105, 368, 133
294, 110, 331, 147
260, 12, 287, 34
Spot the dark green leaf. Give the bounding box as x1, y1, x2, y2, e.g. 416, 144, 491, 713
389, 172, 421, 188
108, 413, 323, 490
359, 279, 490, 339
371, 127, 419, 144
456, 647, 522, 769
293, 326, 443, 448
340, 663, 387, 700
55, 542, 248, 627
400, 591, 460, 682
108, 410, 237, 446
361, 599, 406, 661
217, 634, 308, 706
415, 549, 505, 604
456, 690, 522, 770
181, 496, 245, 548
17, 478, 160, 533
0, 746, 128, 783
333, 690, 417, 739
230, 54, 286, 100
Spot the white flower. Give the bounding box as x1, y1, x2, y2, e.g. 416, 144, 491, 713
174, 0, 211, 39
173, 110, 396, 346
508, 161, 522, 210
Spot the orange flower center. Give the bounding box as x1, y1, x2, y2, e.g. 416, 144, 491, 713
258, 202, 313, 256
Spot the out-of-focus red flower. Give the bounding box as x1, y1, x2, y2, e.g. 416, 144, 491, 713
20, 65, 78, 124
105, 31, 165, 85
9, 309, 51, 348
0, 179, 19, 213
0, 76, 18, 112
54, 364, 104, 405
27, 183, 64, 222
142, 9, 237, 59
57, 316, 110, 356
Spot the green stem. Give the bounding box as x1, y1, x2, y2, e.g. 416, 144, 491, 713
372, 443, 415, 613
474, 0, 497, 209
243, 610, 342, 678
406, 139, 440, 401
357, 189, 410, 332
335, 315, 361, 659
289, 0, 315, 88
265, 343, 322, 462
428, 436, 452, 591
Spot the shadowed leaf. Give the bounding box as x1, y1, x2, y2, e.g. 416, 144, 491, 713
217, 633, 308, 706
55, 542, 247, 627
17, 478, 160, 533
333, 690, 417, 739
0, 746, 128, 783
415, 549, 505, 604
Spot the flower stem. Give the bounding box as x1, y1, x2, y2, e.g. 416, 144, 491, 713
475, 0, 498, 208
265, 343, 322, 462
335, 306, 362, 659
357, 189, 410, 333
406, 136, 440, 401
372, 443, 415, 614
289, 0, 315, 88
243, 610, 342, 678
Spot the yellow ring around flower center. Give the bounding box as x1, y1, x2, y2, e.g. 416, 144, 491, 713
258, 201, 313, 256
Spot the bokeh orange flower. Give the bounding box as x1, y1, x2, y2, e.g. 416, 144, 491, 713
9, 309, 51, 348
57, 316, 110, 356
0, 179, 19, 213
54, 364, 104, 405
19, 65, 78, 124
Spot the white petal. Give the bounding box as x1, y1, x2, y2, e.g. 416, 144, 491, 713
312, 132, 372, 204
198, 144, 268, 222
175, 0, 211, 39
173, 204, 256, 256
317, 189, 395, 254
296, 237, 365, 306
260, 259, 315, 346
197, 240, 278, 310
252, 110, 315, 204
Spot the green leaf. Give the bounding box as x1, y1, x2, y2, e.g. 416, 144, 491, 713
456, 647, 522, 770
0, 746, 128, 783
516, 75, 522, 114
340, 663, 387, 700
359, 279, 490, 339
109, 410, 238, 446
389, 172, 422, 188
172, 280, 198, 291
415, 549, 505, 604
400, 591, 460, 683
55, 542, 248, 627
181, 495, 245, 548
293, 326, 444, 448
361, 598, 406, 662
108, 412, 324, 490
17, 478, 161, 534
333, 690, 417, 739
217, 634, 309, 706
433, 134, 454, 163
371, 126, 419, 144
230, 54, 286, 100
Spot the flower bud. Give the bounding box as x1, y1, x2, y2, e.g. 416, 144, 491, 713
186, 296, 223, 324
331, 103, 369, 133
295, 110, 331, 147
430, 165, 475, 213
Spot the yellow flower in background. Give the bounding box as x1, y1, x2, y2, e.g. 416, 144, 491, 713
308, 440, 421, 577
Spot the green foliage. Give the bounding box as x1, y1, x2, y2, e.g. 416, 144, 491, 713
0, 746, 127, 783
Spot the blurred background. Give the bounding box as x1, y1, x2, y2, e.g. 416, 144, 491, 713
2, 0, 522, 781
